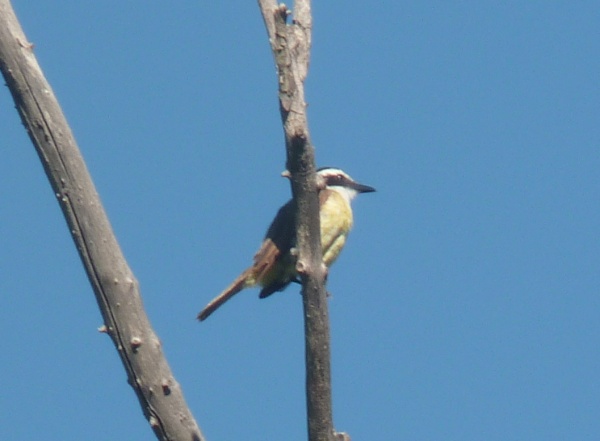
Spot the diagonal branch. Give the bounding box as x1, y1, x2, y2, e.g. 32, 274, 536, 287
0, 2, 203, 440
259, 2, 347, 440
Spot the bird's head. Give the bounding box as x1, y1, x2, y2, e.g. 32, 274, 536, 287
316, 167, 375, 202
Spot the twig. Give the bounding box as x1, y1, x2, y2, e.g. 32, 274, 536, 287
0, 2, 203, 440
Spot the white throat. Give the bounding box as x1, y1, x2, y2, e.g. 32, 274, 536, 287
329, 185, 358, 204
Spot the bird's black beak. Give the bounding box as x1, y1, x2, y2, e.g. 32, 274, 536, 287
352, 182, 376, 193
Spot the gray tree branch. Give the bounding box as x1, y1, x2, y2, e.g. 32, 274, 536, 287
258, 2, 347, 440
0, 2, 203, 440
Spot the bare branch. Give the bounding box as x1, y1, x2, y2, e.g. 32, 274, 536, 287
0, 2, 203, 440
258, 1, 344, 440
258, 0, 278, 46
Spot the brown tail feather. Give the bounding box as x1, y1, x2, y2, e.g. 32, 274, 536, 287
197, 268, 253, 321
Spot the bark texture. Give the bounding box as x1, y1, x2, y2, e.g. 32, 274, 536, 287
0, 2, 203, 440
258, 1, 346, 440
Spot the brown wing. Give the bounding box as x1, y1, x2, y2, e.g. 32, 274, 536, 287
252, 199, 296, 282
256, 192, 341, 288
256, 191, 334, 282
198, 200, 298, 320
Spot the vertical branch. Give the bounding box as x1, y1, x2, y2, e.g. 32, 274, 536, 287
0, 2, 203, 440
259, 2, 346, 440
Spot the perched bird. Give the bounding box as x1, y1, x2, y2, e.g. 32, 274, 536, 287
197, 167, 375, 321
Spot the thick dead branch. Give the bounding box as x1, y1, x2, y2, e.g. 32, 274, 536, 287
259, 1, 343, 441
0, 2, 203, 440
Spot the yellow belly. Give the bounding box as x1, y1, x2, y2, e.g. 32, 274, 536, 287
255, 190, 354, 296
320, 191, 353, 266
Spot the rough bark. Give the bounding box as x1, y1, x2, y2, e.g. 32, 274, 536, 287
0, 2, 203, 440
258, 2, 347, 440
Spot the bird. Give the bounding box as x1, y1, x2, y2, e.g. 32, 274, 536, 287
197, 167, 375, 321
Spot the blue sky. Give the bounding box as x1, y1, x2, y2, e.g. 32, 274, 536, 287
1, 2, 599, 440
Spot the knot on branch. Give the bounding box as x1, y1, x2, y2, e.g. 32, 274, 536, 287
276, 3, 291, 21
130, 336, 142, 352
296, 259, 309, 276
161, 378, 172, 396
